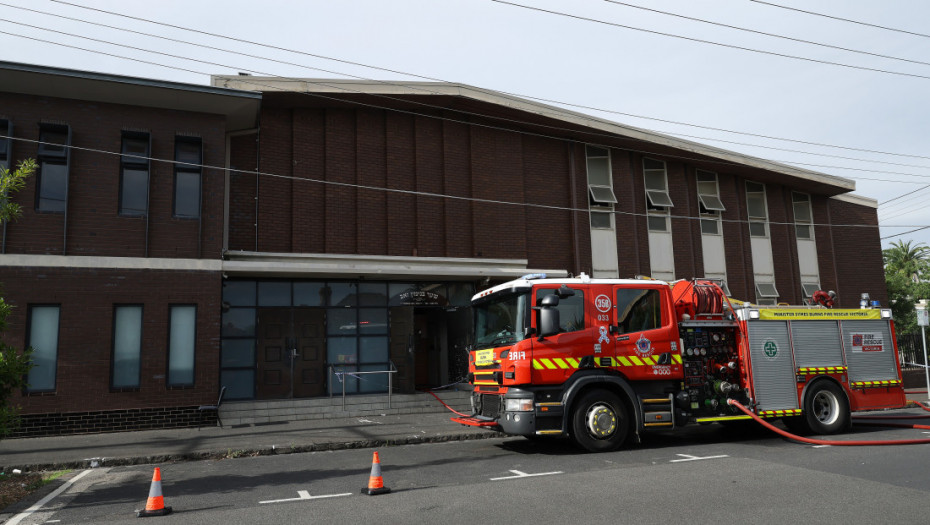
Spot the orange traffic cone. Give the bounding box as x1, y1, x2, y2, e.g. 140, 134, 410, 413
136, 467, 173, 517
361, 451, 391, 495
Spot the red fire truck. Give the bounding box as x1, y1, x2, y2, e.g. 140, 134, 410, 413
453, 274, 906, 451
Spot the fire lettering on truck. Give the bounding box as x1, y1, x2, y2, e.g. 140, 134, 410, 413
510, 351, 526, 361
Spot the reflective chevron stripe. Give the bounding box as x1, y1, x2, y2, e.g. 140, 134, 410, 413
850, 380, 901, 388
530, 354, 680, 371
758, 409, 802, 417
797, 366, 847, 375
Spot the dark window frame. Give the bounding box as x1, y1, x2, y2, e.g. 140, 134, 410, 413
119, 132, 151, 217
173, 136, 202, 219
35, 123, 71, 214
0, 119, 11, 170
110, 304, 144, 391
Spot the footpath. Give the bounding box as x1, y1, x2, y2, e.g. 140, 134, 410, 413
2, 389, 929, 473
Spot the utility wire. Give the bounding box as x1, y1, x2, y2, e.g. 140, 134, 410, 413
748, 0, 930, 40
881, 226, 930, 241
604, 0, 930, 68
0, 133, 896, 231
489, 0, 930, 81
42, 0, 930, 162
0, 20, 887, 188
6, 4, 928, 194
4, 22, 922, 188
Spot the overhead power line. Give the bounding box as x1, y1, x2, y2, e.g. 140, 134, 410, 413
489, 0, 930, 81
42, 0, 930, 162
604, 0, 930, 68
748, 0, 930, 40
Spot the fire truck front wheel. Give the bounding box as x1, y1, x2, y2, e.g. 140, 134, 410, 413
570, 389, 630, 452
803, 381, 851, 435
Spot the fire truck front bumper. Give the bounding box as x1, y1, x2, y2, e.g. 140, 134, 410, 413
452, 389, 539, 436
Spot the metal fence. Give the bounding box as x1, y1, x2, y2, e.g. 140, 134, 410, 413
898, 332, 928, 369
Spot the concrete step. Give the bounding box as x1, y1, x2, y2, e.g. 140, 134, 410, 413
219, 390, 473, 427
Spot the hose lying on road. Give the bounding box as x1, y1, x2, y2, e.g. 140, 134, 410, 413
423, 389, 472, 418
727, 399, 930, 446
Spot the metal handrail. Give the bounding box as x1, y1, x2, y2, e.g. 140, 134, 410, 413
328, 361, 398, 410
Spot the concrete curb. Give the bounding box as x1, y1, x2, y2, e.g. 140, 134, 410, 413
2, 431, 502, 473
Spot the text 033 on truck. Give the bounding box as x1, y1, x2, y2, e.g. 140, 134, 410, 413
452, 274, 906, 452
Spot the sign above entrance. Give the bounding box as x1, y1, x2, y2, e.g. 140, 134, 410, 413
392, 290, 449, 307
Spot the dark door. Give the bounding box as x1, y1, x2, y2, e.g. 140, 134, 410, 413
257, 308, 326, 399
257, 309, 292, 399
389, 306, 415, 393
293, 308, 326, 397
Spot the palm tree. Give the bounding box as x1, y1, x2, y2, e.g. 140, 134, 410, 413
883, 240, 930, 283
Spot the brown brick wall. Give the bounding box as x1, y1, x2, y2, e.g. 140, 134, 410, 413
828, 199, 886, 308
0, 92, 226, 259
0, 266, 221, 415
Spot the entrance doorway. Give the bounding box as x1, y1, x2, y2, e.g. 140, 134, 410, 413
256, 308, 326, 399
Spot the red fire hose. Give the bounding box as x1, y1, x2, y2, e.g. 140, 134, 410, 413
727, 399, 930, 446
424, 389, 471, 418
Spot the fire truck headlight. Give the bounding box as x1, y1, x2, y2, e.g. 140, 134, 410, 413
505, 398, 534, 412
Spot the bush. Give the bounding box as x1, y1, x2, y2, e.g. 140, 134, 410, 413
0, 297, 32, 439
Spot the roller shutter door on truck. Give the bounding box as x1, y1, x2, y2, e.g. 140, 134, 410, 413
841, 320, 899, 385
747, 320, 799, 412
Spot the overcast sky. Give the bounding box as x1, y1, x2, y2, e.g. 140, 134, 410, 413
3, 0, 929, 249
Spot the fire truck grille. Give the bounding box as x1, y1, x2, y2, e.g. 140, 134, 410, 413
478, 394, 502, 419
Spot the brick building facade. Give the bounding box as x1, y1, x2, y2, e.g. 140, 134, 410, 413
0, 63, 886, 435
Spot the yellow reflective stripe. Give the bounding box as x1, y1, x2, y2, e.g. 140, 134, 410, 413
532, 360, 544, 370
541, 359, 557, 370
566, 357, 579, 368
642, 356, 656, 365
552, 358, 570, 369
759, 409, 802, 417
851, 380, 901, 388
629, 356, 643, 366
672, 354, 682, 364
617, 356, 632, 366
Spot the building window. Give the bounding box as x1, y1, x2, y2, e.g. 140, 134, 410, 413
755, 282, 779, 305
801, 283, 821, 299
643, 158, 672, 232
173, 136, 202, 219
792, 192, 814, 240
35, 124, 70, 213
120, 132, 150, 216
746, 181, 768, 237
0, 119, 11, 171
586, 145, 616, 230
26, 305, 60, 392
585, 146, 617, 205
168, 305, 197, 386
697, 170, 725, 235
616, 288, 663, 334
112, 305, 143, 389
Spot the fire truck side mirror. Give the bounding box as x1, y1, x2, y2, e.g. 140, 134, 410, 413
538, 294, 561, 339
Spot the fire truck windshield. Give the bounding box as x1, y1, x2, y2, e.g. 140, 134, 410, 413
474, 290, 528, 347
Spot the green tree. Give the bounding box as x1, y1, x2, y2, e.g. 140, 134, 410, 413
883, 240, 930, 335
0, 296, 33, 439
0, 158, 37, 224
0, 159, 36, 438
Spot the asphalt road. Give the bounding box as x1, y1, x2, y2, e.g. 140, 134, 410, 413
9, 419, 930, 524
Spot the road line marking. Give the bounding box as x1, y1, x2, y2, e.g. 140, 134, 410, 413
490, 469, 563, 481
6, 469, 93, 525
670, 453, 729, 462
260, 490, 352, 504
812, 445, 831, 448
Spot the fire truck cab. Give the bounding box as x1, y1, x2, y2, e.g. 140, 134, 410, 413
454, 274, 906, 452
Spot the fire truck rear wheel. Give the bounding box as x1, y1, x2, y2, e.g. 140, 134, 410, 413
571, 389, 630, 452
803, 381, 850, 435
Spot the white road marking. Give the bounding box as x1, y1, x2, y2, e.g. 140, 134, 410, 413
813, 445, 831, 448
670, 453, 729, 462
6, 469, 92, 525
259, 490, 352, 504
490, 469, 563, 481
